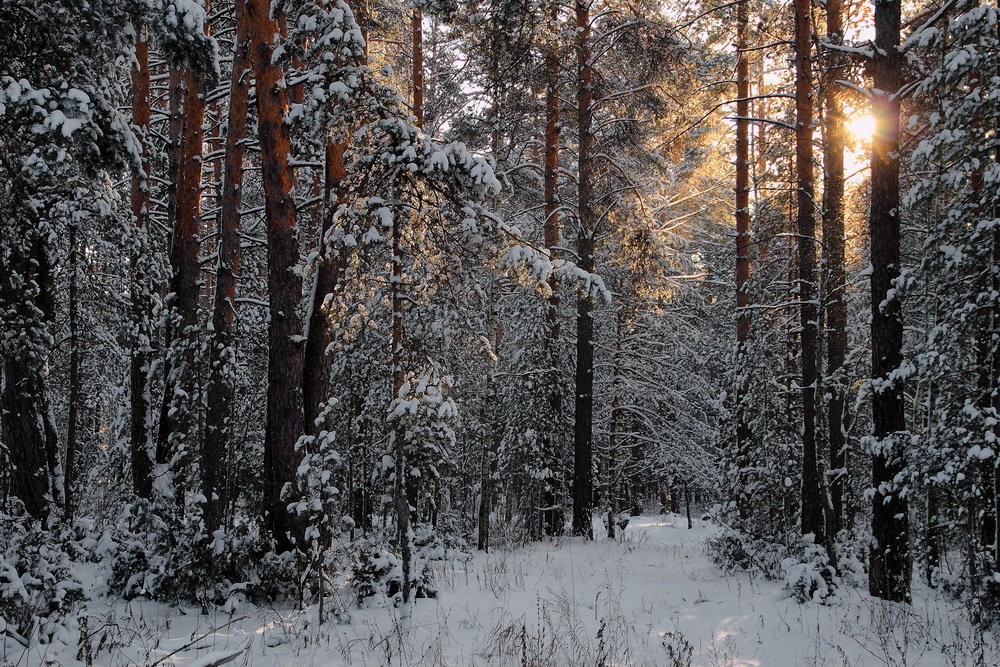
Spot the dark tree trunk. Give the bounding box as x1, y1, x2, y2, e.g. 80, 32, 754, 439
247, 0, 306, 552
3, 361, 52, 520
38, 237, 60, 508
303, 143, 347, 429
2, 235, 59, 520
994, 226, 1000, 575
571, 0, 595, 540
129, 30, 154, 501
164, 66, 184, 250
685, 481, 692, 530
203, 6, 251, 534
822, 0, 849, 540
868, 0, 910, 603
606, 309, 624, 539
541, 15, 563, 538
478, 296, 501, 552
794, 0, 825, 544
64, 219, 81, 519
926, 488, 939, 587
301, 1, 364, 434
391, 202, 413, 602
477, 438, 494, 551
994, 70, 1000, 575
972, 98, 1000, 570
390, 11, 425, 601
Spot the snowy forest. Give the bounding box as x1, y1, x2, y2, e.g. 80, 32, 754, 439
2, 0, 1000, 664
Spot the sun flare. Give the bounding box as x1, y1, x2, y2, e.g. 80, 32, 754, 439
846, 113, 876, 141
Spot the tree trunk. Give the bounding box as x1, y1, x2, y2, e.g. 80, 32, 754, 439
391, 203, 413, 603
994, 209, 1000, 576
2, 236, 58, 520
3, 361, 53, 520
203, 5, 251, 535
685, 481, 692, 529
541, 12, 563, 538
129, 29, 155, 501
734, 0, 752, 449
303, 143, 348, 429
156, 62, 206, 470
822, 0, 848, 540
477, 437, 494, 551
794, 0, 825, 544
926, 488, 939, 587
606, 309, 624, 539
389, 8, 425, 601
571, 0, 594, 540
994, 62, 1000, 575
412, 10, 424, 127
64, 219, 81, 520
868, 0, 910, 603
478, 291, 501, 552
247, 0, 306, 552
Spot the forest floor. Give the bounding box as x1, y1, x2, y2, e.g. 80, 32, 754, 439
18, 515, 999, 666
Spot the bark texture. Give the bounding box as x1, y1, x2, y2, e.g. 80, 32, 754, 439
247, 0, 306, 552
823, 0, 849, 538
868, 0, 910, 603
303, 142, 347, 430
572, 0, 595, 539
129, 30, 154, 500
734, 0, 752, 454
542, 15, 564, 537
794, 0, 824, 542
203, 5, 251, 534
156, 62, 206, 468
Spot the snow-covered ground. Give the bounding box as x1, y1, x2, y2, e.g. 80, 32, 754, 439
14, 514, 997, 666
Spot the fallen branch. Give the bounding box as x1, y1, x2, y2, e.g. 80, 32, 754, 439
148, 616, 248, 667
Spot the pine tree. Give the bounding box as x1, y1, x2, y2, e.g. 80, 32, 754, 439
867, 0, 910, 603
246, 0, 307, 552
793, 0, 826, 550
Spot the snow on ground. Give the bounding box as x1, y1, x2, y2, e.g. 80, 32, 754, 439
14, 514, 998, 666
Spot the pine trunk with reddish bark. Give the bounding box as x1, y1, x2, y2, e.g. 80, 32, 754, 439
246, 0, 306, 552
412, 10, 424, 127
303, 143, 347, 430
735, 0, 752, 453
128, 31, 155, 501
156, 61, 206, 470
203, 5, 251, 534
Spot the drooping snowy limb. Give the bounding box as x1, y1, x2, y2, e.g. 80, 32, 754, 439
899, 0, 959, 52
724, 116, 797, 132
